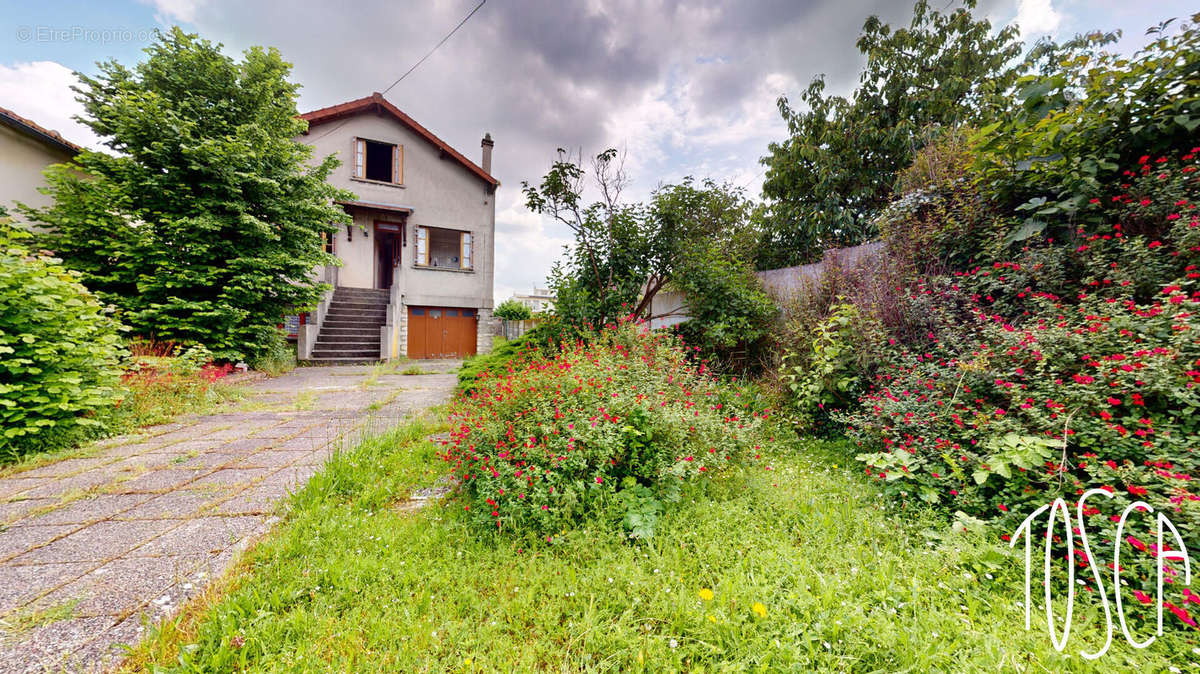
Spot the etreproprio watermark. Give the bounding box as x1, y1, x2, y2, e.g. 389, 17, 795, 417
15, 25, 155, 44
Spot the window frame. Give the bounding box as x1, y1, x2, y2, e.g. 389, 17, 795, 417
413, 225, 475, 271
352, 137, 404, 186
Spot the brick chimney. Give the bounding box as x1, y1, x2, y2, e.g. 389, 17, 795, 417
481, 132, 494, 175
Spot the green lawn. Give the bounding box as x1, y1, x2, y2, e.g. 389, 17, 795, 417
126, 416, 1196, 672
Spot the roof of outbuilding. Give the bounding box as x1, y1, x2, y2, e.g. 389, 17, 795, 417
0, 106, 83, 155
299, 92, 497, 188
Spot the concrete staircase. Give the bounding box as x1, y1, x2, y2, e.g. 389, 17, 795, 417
307, 287, 390, 363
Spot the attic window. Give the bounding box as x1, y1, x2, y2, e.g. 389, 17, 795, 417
354, 138, 404, 184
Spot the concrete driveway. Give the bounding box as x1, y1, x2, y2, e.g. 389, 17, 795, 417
0, 360, 460, 672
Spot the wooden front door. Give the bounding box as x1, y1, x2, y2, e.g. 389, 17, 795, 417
407, 306, 478, 359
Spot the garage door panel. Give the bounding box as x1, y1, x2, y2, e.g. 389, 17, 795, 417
407, 306, 477, 359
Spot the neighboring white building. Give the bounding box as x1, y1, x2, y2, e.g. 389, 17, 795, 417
295, 92, 498, 361
0, 106, 80, 219
510, 287, 555, 314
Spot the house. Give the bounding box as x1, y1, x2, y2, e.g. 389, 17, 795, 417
0, 106, 81, 218
295, 92, 497, 361
510, 287, 555, 314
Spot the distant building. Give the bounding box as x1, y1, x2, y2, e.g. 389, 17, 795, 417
0, 106, 81, 218
510, 287, 555, 314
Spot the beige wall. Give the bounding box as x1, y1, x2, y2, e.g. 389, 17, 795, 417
302, 113, 495, 311
0, 124, 75, 219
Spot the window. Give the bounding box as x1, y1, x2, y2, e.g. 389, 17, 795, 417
353, 138, 403, 184
414, 226, 474, 270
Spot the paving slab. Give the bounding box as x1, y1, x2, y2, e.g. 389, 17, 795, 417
8, 520, 178, 565
0, 561, 93, 614
112, 490, 230, 520
0, 478, 53, 501
0, 498, 55, 526
0, 362, 457, 671
114, 468, 212, 494
9, 494, 151, 527
0, 524, 79, 562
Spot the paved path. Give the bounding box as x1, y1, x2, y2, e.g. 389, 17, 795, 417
0, 361, 459, 673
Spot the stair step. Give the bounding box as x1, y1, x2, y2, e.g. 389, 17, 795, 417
329, 300, 389, 309
319, 327, 380, 336
326, 307, 387, 314
305, 357, 383, 365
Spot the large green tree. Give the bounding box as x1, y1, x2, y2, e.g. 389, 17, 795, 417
756, 0, 1022, 269
25, 28, 350, 362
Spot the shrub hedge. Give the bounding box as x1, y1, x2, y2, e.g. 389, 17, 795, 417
0, 225, 126, 458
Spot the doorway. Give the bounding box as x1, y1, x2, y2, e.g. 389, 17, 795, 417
374, 221, 404, 289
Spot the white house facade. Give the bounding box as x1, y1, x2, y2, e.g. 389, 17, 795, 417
295, 93, 497, 361
0, 106, 80, 220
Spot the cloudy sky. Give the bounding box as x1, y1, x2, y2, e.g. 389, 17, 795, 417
1, 0, 1192, 300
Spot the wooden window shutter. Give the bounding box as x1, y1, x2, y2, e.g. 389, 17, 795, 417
416, 226, 428, 265
353, 138, 365, 178
393, 144, 404, 184
460, 232, 472, 269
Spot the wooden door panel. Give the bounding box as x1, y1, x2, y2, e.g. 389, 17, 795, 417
408, 306, 477, 359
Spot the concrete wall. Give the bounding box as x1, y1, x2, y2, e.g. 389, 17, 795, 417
755, 241, 887, 299
301, 113, 495, 315
638, 241, 889, 328
649, 288, 690, 330
0, 124, 75, 219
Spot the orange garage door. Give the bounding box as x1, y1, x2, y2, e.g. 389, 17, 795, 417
407, 306, 478, 359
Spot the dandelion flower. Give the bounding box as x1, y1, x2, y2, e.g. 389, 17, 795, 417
698, 588, 714, 601
752, 602, 767, 618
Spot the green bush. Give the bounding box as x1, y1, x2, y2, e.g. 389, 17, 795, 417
248, 330, 297, 376
976, 18, 1200, 242
444, 319, 767, 539
494, 298, 533, 321
455, 334, 536, 395
0, 225, 126, 459
780, 300, 880, 435
671, 242, 777, 374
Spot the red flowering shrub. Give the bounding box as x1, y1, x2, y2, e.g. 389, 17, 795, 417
841, 150, 1200, 628
442, 318, 768, 538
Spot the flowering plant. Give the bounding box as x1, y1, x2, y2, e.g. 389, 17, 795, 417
842, 150, 1200, 629
442, 317, 768, 538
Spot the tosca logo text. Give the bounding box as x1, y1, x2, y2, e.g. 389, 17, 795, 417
1011, 490, 1192, 659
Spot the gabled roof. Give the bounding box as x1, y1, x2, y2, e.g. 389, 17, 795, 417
0, 106, 83, 156
300, 92, 498, 188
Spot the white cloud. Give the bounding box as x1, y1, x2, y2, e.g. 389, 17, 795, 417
141, 0, 205, 23
1015, 0, 1062, 36
0, 61, 103, 151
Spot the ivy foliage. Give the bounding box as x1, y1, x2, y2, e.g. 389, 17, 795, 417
0, 221, 126, 459
24, 28, 352, 362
